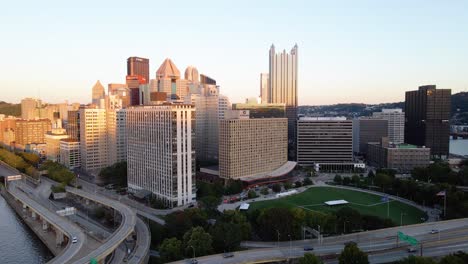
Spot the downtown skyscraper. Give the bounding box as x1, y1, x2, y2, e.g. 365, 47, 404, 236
127, 56, 150, 84
268, 44, 298, 159
405, 85, 451, 159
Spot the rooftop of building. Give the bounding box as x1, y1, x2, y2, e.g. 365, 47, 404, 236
60, 138, 80, 143
299, 116, 348, 121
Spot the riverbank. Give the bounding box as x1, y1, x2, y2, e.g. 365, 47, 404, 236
0, 186, 62, 257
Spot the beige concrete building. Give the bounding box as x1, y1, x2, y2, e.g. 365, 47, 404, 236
79, 107, 117, 172
44, 128, 69, 161
219, 110, 288, 180
126, 105, 196, 208
367, 138, 431, 173
15, 119, 51, 146
59, 139, 81, 169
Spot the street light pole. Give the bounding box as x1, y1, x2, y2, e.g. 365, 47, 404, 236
276, 230, 280, 248
288, 234, 292, 259
400, 212, 406, 226
189, 245, 196, 259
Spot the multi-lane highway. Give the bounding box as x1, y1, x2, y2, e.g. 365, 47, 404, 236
170, 218, 468, 264
1, 162, 149, 264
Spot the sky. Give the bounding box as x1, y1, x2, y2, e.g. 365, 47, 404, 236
1, 0, 467, 105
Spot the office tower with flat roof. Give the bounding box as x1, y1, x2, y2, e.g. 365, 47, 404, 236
21, 98, 42, 120
405, 85, 451, 158
45, 128, 69, 161
59, 139, 81, 169
79, 107, 119, 173
219, 110, 292, 182
373, 109, 405, 144
353, 118, 388, 155
92, 80, 106, 105
297, 117, 354, 170
269, 44, 298, 159
260, 73, 269, 104
367, 137, 430, 173
127, 56, 149, 84
15, 119, 51, 146
80, 108, 109, 172
126, 105, 196, 208
67, 110, 80, 140
0, 116, 17, 146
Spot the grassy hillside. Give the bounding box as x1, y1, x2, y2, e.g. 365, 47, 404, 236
0, 101, 21, 117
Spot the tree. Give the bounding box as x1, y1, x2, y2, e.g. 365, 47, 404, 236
295, 181, 302, 188
374, 173, 392, 191
303, 178, 313, 186
183, 226, 213, 257
334, 175, 343, 184
338, 242, 369, 264
200, 196, 221, 212
272, 183, 282, 193
284, 182, 293, 190
98, 161, 127, 187
209, 222, 242, 253
342, 177, 351, 186
260, 188, 269, 195
367, 170, 375, 178
224, 180, 243, 195
220, 210, 251, 240
247, 190, 258, 199
159, 238, 183, 262
299, 253, 323, 264
257, 208, 296, 240
439, 255, 465, 264
397, 256, 436, 264
352, 174, 360, 185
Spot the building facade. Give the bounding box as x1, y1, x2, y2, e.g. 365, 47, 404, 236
79, 108, 110, 172
127, 57, 150, 84
44, 128, 69, 161
66, 110, 80, 140
372, 109, 405, 144
405, 85, 451, 158
219, 111, 288, 180
15, 119, 51, 146
268, 44, 298, 159
354, 118, 388, 155
297, 117, 353, 167
126, 105, 196, 208
91, 81, 106, 106
59, 139, 81, 169
260, 73, 269, 104
367, 138, 431, 173
232, 101, 286, 118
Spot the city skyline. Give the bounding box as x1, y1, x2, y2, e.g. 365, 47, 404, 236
1, 1, 468, 105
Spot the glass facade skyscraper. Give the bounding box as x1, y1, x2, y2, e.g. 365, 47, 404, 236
405, 85, 451, 158
268, 44, 298, 159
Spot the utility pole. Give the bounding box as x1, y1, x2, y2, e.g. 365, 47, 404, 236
444, 192, 447, 218
276, 230, 280, 248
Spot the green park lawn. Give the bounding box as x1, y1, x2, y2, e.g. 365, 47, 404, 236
249, 187, 426, 225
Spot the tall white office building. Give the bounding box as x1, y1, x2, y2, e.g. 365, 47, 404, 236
373, 109, 405, 144
126, 105, 196, 208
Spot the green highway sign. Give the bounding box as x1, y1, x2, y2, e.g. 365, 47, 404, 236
398, 231, 419, 245
90, 258, 98, 264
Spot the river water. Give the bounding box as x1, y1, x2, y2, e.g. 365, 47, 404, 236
450, 138, 468, 157
0, 194, 53, 264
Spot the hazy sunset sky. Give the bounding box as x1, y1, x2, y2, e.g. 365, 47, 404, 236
1, 0, 467, 105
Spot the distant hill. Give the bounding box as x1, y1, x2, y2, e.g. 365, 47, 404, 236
0, 101, 21, 117
299, 92, 468, 122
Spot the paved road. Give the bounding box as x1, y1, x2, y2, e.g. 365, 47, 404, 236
171, 218, 468, 264
126, 217, 151, 264
6, 181, 87, 264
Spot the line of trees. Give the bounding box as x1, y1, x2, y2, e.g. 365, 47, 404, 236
0, 147, 40, 177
